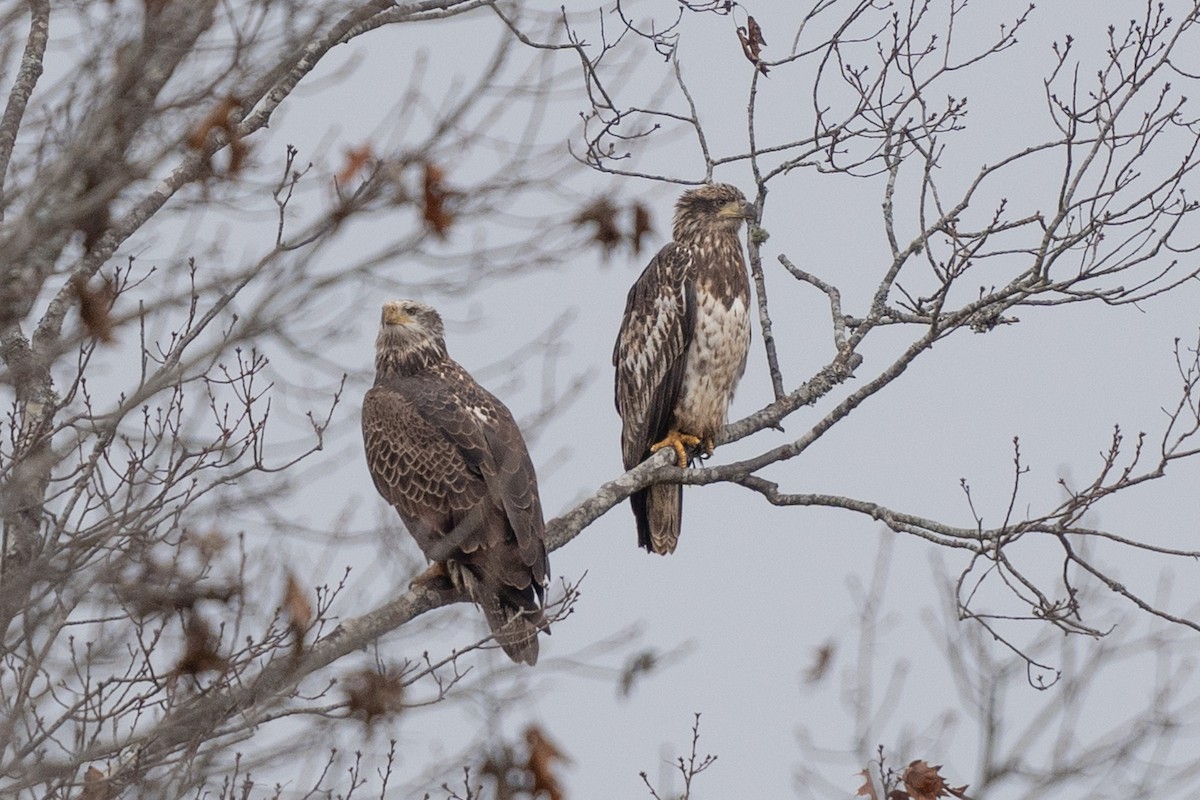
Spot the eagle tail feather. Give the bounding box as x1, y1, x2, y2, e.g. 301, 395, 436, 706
631, 488, 651, 551
638, 483, 681, 555
459, 566, 545, 665
482, 593, 543, 665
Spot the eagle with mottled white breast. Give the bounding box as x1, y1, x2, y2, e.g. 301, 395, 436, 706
362, 300, 549, 664
613, 183, 755, 554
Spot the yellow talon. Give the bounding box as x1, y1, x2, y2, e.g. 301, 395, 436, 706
649, 429, 702, 468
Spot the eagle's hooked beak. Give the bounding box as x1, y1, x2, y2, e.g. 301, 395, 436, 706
381, 302, 412, 327
719, 199, 756, 220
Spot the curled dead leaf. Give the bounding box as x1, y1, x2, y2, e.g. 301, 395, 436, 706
904, 760, 943, 800
186, 96, 240, 151
737, 15, 769, 76
422, 162, 454, 238
902, 760, 972, 800
184, 528, 229, 560
573, 197, 622, 255
78, 766, 111, 800
344, 666, 405, 725
187, 96, 246, 176
227, 137, 248, 175
747, 15, 767, 48
283, 571, 312, 655
337, 144, 374, 185
73, 275, 116, 344
630, 202, 654, 255
525, 725, 569, 800
174, 613, 227, 677
856, 768, 879, 800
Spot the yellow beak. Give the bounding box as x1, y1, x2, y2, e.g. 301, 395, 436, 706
718, 200, 755, 220
381, 302, 411, 326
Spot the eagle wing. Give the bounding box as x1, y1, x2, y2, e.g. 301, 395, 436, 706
613, 242, 696, 469
363, 381, 481, 561
479, 403, 547, 578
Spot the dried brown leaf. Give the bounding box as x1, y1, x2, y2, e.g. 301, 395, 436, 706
737, 15, 770, 76
901, 761, 970, 800
344, 666, 405, 725
187, 96, 240, 151
74, 276, 116, 344
747, 15, 767, 48
478, 753, 511, 792
337, 144, 374, 185
903, 761, 943, 800
525, 725, 569, 800
187, 96, 245, 176
175, 614, 227, 677
804, 641, 835, 684
283, 571, 312, 655
573, 197, 622, 255
422, 162, 454, 238
630, 202, 654, 255
77, 766, 111, 800
227, 137, 248, 175
856, 768, 879, 800
184, 528, 229, 560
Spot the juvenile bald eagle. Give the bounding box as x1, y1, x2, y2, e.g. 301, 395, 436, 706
362, 300, 549, 664
613, 184, 754, 554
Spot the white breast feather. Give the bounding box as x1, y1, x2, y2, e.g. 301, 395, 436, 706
674, 291, 750, 437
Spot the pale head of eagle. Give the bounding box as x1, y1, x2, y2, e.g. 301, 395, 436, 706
672, 183, 755, 242
375, 299, 448, 375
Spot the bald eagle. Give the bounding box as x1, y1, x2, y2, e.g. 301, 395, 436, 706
613, 184, 754, 554
362, 300, 549, 664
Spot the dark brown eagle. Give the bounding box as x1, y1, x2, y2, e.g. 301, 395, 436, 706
362, 300, 549, 664
613, 183, 754, 554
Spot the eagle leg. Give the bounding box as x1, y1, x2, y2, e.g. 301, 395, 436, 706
700, 436, 715, 459
649, 429, 703, 468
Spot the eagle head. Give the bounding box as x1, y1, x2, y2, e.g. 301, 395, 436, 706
375, 299, 448, 372
673, 183, 755, 240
